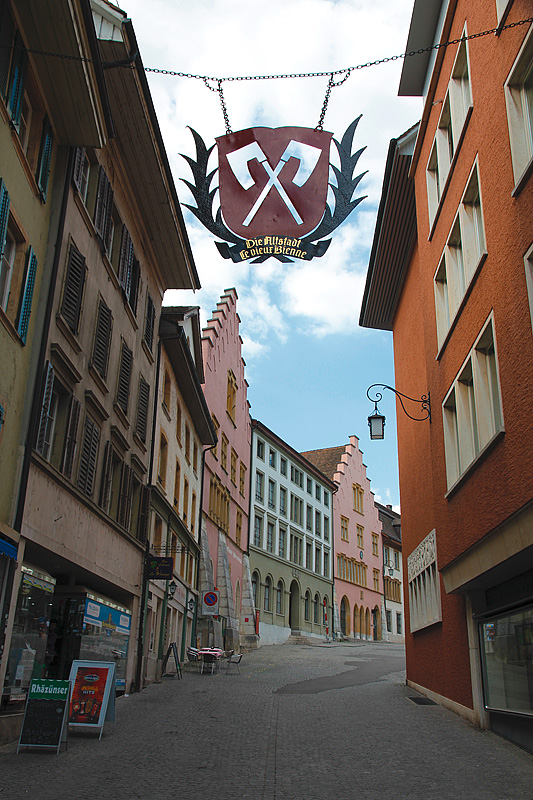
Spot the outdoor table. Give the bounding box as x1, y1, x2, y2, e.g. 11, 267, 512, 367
197, 648, 224, 674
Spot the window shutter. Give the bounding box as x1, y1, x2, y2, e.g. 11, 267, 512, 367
136, 378, 150, 442
144, 293, 155, 351
129, 257, 140, 314
118, 463, 132, 528
35, 361, 55, 455
98, 440, 113, 511
16, 246, 37, 344
73, 147, 86, 191
78, 416, 100, 497
0, 179, 11, 258
137, 485, 151, 542
61, 395, 81, 478
0, 5, 15, 100
36, 117, 53, 201
92, 299, 112, 379
118, 225, 133, 294
94, 168, 113, 247
116, 341, 133, 415
7, 31, 27, 129
61, 243, 86, 333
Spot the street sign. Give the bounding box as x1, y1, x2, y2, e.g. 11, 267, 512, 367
201, 590, 220, 616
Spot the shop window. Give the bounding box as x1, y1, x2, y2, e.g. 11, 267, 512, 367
480, 605, 533, 715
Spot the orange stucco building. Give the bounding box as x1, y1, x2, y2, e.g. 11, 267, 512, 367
361, 0, 533, 752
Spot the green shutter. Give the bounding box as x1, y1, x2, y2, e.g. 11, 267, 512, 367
16, 246, 37, 344
36, 117, 53, 201
0, 179, 11, 258
7, 31, 27, 129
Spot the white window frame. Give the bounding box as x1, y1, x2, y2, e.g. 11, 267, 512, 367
442, 315, 504, 490
524, 241, 533, 332
505, 25, 533, 193
434, 161, 487, 350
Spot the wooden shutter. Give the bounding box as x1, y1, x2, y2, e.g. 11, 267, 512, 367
61, 395, 81, 478
118, 463, 132, 528
36, 117, 53, 200
0, 179, 11, 258
7, 31, 27, 129
98, 440, 113, 511
144, 293, 155, 351
0, 4, 15, 100
102, 178, 114, 252
92, 299, 112, 378
61, 243, 86, 333
94, 168, 113, 248
35, 361, 55, 455
116, 341, 133, 415
118, 225, 134, 295
136, 378, 150, 442
16, 246, 37, 344
73, 147, 86, 191
129, 258, 140, 314
77, 416, 100, 497
137, 485, 151, 542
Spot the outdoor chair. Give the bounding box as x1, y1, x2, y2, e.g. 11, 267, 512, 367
226, 653, 243, 674
186, 647, 201, 672
201, 652, 219, 675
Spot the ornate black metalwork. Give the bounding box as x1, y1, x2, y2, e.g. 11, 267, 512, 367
179, 117, 367, 263
366, 384, 431, 422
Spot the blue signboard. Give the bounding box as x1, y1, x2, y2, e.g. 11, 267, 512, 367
83, 599, 131, 636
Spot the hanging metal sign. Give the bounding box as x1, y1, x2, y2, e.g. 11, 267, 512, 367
181, 116, 366, 263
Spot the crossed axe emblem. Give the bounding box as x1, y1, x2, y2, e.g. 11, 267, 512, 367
226, 140, 322, 227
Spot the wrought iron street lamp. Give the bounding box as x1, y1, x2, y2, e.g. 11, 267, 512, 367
366, 384, 431, 440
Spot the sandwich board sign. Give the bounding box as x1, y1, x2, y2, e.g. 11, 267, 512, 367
17, 679, 70, 754
68, 661, 116, 739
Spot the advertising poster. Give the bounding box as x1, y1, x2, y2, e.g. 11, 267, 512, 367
68, 661, 115, 736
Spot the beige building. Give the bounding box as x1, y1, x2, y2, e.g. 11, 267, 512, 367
0, 0, 199, 741
142, 307, 215, 684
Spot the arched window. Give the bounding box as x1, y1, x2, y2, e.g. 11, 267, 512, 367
252, 571, 259, 609
314, 593, 320, 624
276, 580, 284, 615
264, 576, 272, 611
304, 590, 311, 620
340, 596, 349, 635
323, 595, 328, 626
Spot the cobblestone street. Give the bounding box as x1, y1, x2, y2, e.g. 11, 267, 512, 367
1, 642, 532, 800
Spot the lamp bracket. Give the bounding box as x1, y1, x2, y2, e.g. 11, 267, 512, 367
366, 384, 431, 422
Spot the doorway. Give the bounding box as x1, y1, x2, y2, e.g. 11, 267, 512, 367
289, 580, 300, 632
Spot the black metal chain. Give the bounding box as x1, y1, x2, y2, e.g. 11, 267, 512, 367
316, 70, 352, 130
203, 78, 232, 133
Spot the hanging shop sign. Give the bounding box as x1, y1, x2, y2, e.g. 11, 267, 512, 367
68, 661, 116, 740
182, 117, 366, 263
147, 556, 174, 580
17, 679, 70, 754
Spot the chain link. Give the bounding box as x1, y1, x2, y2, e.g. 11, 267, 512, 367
316, 70, 352, 130
203, 78, 232, 133
6, 16, 531, 85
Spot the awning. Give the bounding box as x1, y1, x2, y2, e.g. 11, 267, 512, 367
0, 538, 18, 561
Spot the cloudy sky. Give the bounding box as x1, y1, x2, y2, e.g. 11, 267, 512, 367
120, 0, 423, 511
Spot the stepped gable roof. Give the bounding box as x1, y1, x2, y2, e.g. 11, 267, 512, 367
300, 446, 346, 481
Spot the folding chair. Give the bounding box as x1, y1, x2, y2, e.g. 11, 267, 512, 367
201, 652, 218, 675
226, 653, 243, 674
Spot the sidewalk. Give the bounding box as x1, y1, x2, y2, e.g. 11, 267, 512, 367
1, 642, 532, 800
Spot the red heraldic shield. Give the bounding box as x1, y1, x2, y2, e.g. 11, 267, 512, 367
217, 127, 333, 239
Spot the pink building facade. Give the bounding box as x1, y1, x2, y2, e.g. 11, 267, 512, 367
304, 437, 385, 640
199, 289, 257, 650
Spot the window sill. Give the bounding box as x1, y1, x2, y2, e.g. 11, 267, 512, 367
113, 401, 130, 430
0, 306, 22, 345
133, 432, 147, 455
162, 402, 171, 422
56, 313, 82, 355
436, 251, 487, 360
124, 298, 138, 332
226, 410, 237, 429
445, 427, 505, 499
89, 363, 109, 396
142, 338, 154, 364
511, 155, 533, 199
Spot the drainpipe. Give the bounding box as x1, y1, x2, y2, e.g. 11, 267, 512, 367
194, 439, 217, 647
